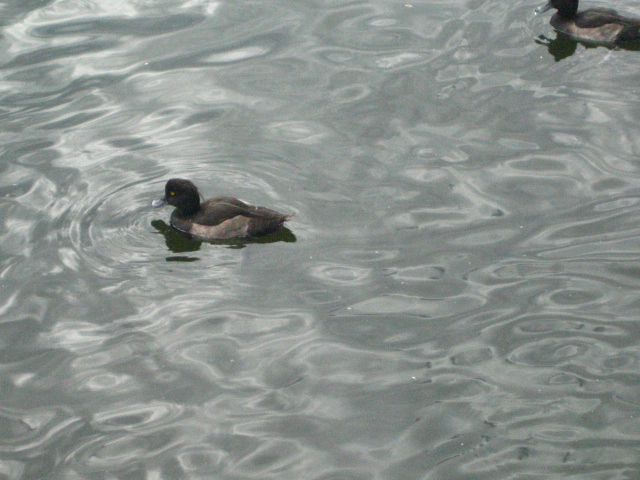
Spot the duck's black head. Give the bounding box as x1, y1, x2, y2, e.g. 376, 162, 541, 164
164, 178, 201, 215
537, 0, 578, 17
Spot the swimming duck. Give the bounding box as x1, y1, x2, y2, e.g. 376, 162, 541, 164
152, 178, 292, 240
535, 0, 640, 45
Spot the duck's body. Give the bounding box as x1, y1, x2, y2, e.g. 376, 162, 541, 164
536, 0, 640, 44
152, 179, 292, 240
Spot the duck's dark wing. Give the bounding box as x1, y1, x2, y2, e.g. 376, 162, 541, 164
195, 197, 290, 227
617, 23, 640, 42
574, 9, 635, 29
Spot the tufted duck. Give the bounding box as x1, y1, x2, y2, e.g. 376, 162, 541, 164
535, 0, 640, 44
152, 178, 292, 240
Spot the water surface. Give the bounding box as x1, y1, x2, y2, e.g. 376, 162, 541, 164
2, 0, 640, 478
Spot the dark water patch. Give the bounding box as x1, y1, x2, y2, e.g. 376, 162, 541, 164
317, 5, 424, 51
2, 0, 640, 478
106, 137, 152, 150
0, 74, 126, 128
0, 0, 56, 28
143, 31, 289, 71
181, 109, 227, 127
32, 14, 206, 38
0, 140, 57, 166
37, 110, 108, 130
91, 402, 186, 432
1, 40, 120, 70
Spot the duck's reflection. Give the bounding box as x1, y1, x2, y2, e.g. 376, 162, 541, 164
536, 33, 640, 61
536, 33, 579, 61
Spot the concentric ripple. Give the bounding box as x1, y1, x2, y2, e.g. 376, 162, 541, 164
54, 176, 173, 279
91, 402, 186, 432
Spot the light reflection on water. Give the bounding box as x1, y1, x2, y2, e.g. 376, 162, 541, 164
1, 0, 640, 478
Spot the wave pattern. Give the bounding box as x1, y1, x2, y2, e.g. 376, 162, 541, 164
1, 0, 640, 479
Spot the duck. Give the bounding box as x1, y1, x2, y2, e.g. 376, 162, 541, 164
535, 0, 640, 45
152, 178, 293, 240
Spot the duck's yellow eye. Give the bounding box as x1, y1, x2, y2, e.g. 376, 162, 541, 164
170, 191, 175, 196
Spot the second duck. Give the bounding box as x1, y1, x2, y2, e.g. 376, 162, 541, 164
536, 0, 640, 45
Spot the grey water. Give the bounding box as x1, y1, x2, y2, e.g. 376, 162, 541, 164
2, 0, 640, 478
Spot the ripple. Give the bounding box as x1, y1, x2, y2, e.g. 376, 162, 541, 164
312, 470, 372, 480
0, 460, 24, 479
176, 446, 224, 473
178, 309, 314, 340
450, 347, 493, 366
317, 6, 419, 51
310, 263, 371, 285
223, 311, 314, 337
203, 45, 271, 64
297, 288, 343, 307
616, 385, 640, 407
3, 2, 640, 479
69, 429, 180, 470
507, 338, 597, 367
168, 338, 243, 379
56, 178, 169, 279
515, 317, 601, 335
145, 32, 285, 71
338, 248, 399, 263
548, 289, 601, 305
1, 40, 119, 70
37, 110, 109, 130
92, 402, 185, 432
234, 440, 305, 475
330, 84, 372, 104
345, 293, 484, 318
602, 352, 640, 371
283, 341, 424, 385
518, 195, 640, 259
452, 227, 521, 246
547, 373, 584, 386
386, 265, 445, 281
43, 321, 109, 352
0, 408, 83, 454
375, 52, 425, 69
32, 14, 206, 38
80, 372, 136, 392
264, 121, 331, 144
48, 175, 248, 289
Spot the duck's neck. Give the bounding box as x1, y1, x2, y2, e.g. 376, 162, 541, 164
179, 195, 201, 216
555, 0, 579, 18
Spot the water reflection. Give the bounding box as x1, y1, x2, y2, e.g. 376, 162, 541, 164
3, 0, 640, 478
535, 33, 580, 61
536, 32, 640, 61
151, 219, 203, 255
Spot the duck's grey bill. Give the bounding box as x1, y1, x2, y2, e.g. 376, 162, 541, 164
535, 2, 552, 13
152, 198, 166, 208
